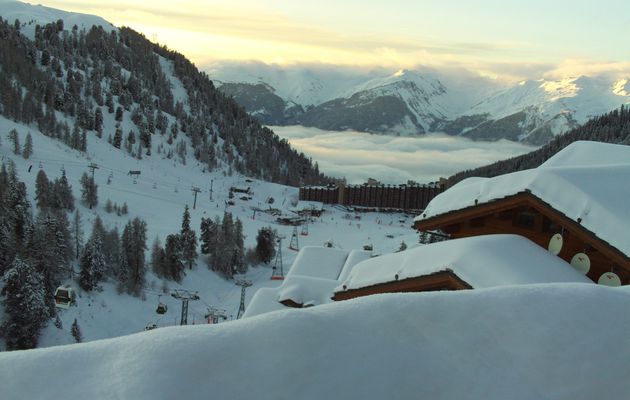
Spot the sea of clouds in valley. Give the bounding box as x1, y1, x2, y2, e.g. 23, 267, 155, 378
271, 126, 535, 184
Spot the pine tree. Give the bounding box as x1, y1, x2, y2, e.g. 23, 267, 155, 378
73, 209, 83, 259
29, 211, 72, 313
53, 170, 74, 211
8, 129, 20, 155
113, 127, 122, 149
102, 227, 121, 278
79, 234, 106, 291
105, 198, 113, 213
71, 123, 81, 150
94, 108, 103, 137
54, 315, 63, 329
150, 237, 166, 278
51, 209, 73, 263
255, 227, 276, 264
71, 318, 83, 343
213, 212, 235, 278
5, 168, 33, 260
1, 257, 48, 350
80, 172, 98, 209
180, 205, 197, 269
199, 217, 216, 255
80, 129, 87, 152
22, 132, 33, 159
164, 234, 184, 282
35, 169, 50, 209
121, 217, 147, 295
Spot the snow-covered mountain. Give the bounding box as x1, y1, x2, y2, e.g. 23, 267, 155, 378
212, 64, 630, 144
0, 0, 115, 37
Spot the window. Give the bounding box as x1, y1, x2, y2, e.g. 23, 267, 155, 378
515, 212, 536, 229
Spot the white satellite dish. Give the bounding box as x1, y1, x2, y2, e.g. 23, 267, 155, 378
570, 253, 590, 275
598, 272, 621, 287
548, 233, 563, 255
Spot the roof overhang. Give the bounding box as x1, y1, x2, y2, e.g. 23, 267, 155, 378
414, 191, 630, 272
333, 270, 472, 301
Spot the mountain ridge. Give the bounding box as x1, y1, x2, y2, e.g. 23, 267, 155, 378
0, 0, 328, 187
213, 64, 630, 144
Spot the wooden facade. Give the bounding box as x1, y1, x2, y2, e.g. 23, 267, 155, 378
333, 270, 472, 301
414, 191, 630, 285
299, 184, 444, 211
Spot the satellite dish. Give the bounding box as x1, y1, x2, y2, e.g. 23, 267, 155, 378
598, 272, 621, 287
570, 253, 590, 274
548, 233, 563, 255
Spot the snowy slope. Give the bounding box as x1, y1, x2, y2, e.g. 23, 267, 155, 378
1, 283, 629, 400
0, 111, 417, 348
0, 0, 115, 38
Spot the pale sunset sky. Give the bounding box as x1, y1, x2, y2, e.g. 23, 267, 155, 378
33, 0, 630, 81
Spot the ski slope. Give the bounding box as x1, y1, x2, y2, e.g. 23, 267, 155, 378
0, 113, 417, 349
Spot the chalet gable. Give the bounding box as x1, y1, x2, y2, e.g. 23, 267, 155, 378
413, 141, 630, 284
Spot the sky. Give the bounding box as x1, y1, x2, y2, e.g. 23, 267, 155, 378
31, 0, 630, 81
271, 126, 534, 184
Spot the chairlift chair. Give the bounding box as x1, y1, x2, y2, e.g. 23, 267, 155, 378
156, 295, 168, 314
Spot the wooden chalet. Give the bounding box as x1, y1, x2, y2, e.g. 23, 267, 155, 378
333, 234, 591, 301
414, 141, 630, 285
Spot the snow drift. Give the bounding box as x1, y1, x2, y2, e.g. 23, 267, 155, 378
1, 283, 629, 400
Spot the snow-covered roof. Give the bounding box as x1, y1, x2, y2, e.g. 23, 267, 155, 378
338, 235, 591, 293
277, 275, 339, 307
286, 246, 350, 280
338, 250, 373, 282
415, 141, 630, 257
248, 247, 370, 313
241, 288, 288, 318
2, 284, 630, 399
293, 201, 324, 211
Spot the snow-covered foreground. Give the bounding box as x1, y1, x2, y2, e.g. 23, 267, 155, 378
1, 283, 628, 400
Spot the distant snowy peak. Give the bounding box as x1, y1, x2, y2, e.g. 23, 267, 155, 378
215, 65, 629, 143
0, 0, 115, 37
469, 75, 629, 119
208, 62, 368, 107
342, 69, 446, 99
452, 75, 630, 143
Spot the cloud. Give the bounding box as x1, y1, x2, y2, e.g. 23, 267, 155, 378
40, 1, 630, 81
271, 126, 534, 184
543, 59, 630, 80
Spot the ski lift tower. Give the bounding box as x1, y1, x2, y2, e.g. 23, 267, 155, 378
271, 236, 285, 280
235, 279, 252, 319
289, 225, 299, 251
300, 219, 309, 236
171, 289, 200, 325
205, 306, 228, 324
